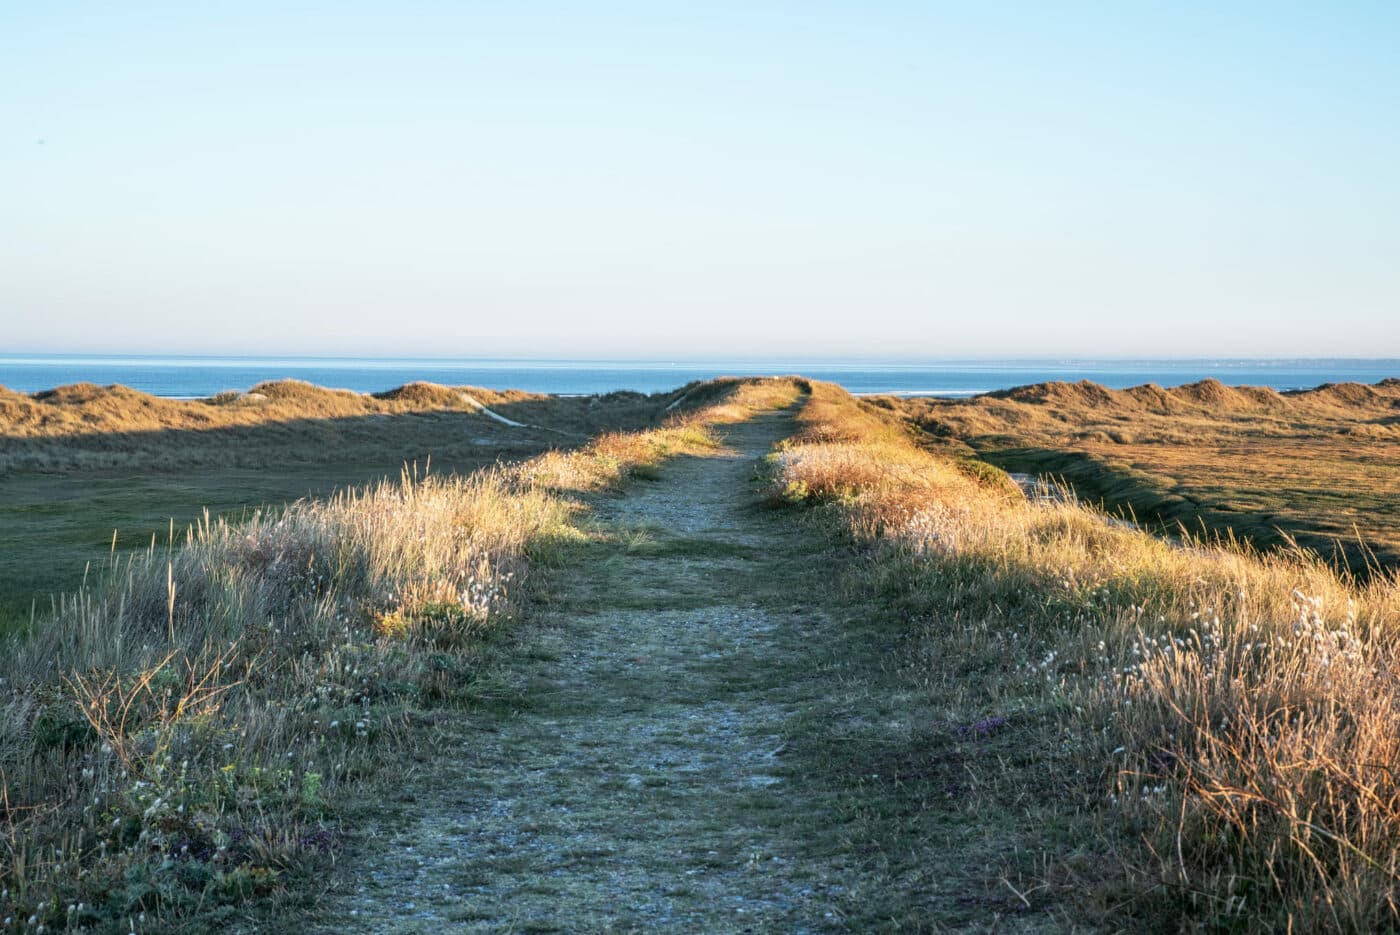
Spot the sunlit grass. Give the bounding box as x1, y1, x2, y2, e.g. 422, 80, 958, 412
881, 377, 1400, 573
0, 377, 802, 929
0, 383, 676, 631
772, 381, 1400, 931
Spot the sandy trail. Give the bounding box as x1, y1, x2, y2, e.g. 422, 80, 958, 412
458, 393, 529, 427
306, 410, 866, 932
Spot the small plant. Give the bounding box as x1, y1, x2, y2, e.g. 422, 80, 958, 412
299, 772, 323, 807
780, 479, 811, 504
373, 608, 411, 639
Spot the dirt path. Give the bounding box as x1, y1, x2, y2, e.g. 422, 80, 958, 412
295, 409, 890, 932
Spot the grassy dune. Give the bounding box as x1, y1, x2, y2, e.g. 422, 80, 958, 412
9, 372, 1400, 930
770, 382, 1400, 930
0, 380, 676, 631
0, 377, 802, 930
879, 378, 1400, 574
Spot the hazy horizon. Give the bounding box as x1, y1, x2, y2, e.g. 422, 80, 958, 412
8, 350, 1400, 365
5, 4, 1398, 358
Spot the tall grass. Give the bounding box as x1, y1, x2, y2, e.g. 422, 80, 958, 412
883, 377, 1400, 575
0, 377, 800, 929
770, 382, 1400, 931
522, 377, 803, 492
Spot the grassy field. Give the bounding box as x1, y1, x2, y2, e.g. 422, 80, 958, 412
0, 376, 802, 931
770, 382, 1400, 930
8, 373, 1400, 930
0, 380, 675, 630
877, 377, 1400, 574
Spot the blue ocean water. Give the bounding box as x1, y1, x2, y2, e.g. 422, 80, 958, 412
1, 355, 1397, 398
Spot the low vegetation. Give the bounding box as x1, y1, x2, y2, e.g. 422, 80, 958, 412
0, 377, 801, 931
769, 381, 1400, 930
13, 370, 1398, 930
0, 380, 676, 630
0, 379, 550, 447
879, 377, 1400, 573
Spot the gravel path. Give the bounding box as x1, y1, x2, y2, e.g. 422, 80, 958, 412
308, 411, 864, 932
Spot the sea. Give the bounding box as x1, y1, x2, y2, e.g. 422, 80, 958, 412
2, 355, 1398, 399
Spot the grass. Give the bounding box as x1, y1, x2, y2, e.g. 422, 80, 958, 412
14, 369, 1399, 929
0, 381, 680, 631
0, 376, 802, 931
0, 378, 563, 446
768, 381, 1400, 931
877, 377, 1400, 575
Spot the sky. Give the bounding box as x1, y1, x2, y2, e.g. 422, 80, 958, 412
2, 2, 1398, 359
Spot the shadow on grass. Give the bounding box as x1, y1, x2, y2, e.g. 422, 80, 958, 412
0, 397, 675, 633
977, 445, 1395, 579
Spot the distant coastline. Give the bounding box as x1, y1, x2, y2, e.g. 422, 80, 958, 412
2, 354, 1398, 399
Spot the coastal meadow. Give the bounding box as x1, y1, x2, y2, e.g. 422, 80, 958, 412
769, 381, 1400, 931
0, 377, 801, 930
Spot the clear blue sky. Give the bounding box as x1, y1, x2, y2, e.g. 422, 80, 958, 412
3, 2, 1397, 358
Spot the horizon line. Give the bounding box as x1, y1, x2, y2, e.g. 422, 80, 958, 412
7, 351, 1400, 365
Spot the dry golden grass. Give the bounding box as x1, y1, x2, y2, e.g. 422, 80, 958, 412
523, 377, 804, 492
0, 379, 546, 439
879, 377, 1400, 573
0, 383, 679, 631
0, 379, 664, 476
771, 381, 1400, 931
0, 377, 801, 929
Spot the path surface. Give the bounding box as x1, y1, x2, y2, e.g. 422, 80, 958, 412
307, 410, 879, 932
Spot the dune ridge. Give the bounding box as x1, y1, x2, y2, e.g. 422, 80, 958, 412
0, 379, 550, 439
